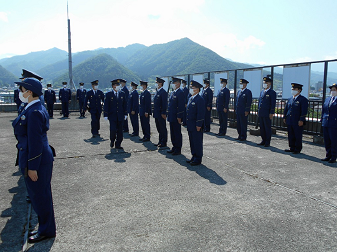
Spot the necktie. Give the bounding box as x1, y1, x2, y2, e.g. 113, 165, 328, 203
188, 97, 193, 106
330, 97, 335, 106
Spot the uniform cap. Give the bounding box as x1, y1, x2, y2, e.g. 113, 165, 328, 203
203, 79, 210, 85
21, 69, 43, 81
79, 82, 84, 86
62, 82, 67, 85
263, 76, 272, 83
220, 78, 227, 83
190, 80, 203, 89
172, 77, 183, 83
140, 80, 148, 86
156, 77, 165, 84
131, 81, 138, 87
47, 83, 52, 87
118, 79, 126, 83
15, 78, 43, 96
91, 80, 99, 85
329, 83, 337, 89
111, 79, 120, 85
182, 80, 187, 84
291, 83, 303, 89
240, 79, 249, 84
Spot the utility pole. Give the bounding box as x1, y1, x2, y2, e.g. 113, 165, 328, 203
67, 2, 75, 91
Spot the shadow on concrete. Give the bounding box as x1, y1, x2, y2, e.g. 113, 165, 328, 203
83, 136, 108, 145
158, 149, 227, 186
104, 150, 131, 163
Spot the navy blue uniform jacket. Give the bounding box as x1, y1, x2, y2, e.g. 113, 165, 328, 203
216, 87, 230, 111
258, 89, 276, 117
44, 90, 56, 105
77, 89, 87, 102
59, 88, 71, 102
139, 90, 152, 116
104, 91, 127, 121
153, 88, 168, 118
85, 90, 104, 113
283, 95, 308, 125
321, 96, 337, 128
202, 87, 213, 108
186, 94, 205, 131
236, 89, 252, 115
12, 101, 54, 175
182, 87, 189, 104
14, 89, 22, 107
127, 90, 139, 114
167, 88, 185, 122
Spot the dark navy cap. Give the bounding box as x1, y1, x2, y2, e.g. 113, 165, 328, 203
118, 79, 126, 83
240, 79, 249, 84
21, 69, 43, 81
203, 79, 210, 85
291, 83, 303, 89
111, 79, 120, 85
220, 78, 227, 83
140, 81, 148, 86
182, 80, 187, 84
15, 78, 43, 96
329, 83, 337, 89
263, 76, 272, 83
79, 82, 84, 86
172, 77, 183, 83
91, 80, 99, 85
190, 80, 203, 89
131, 81, 138, 87
62, 82, 67, 85
47, 83, 52, 87
156, 77, 165, 84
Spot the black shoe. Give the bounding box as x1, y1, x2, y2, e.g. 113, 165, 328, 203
321, 157, 331, 161
110, 142, 114, 148
115, 146, 123, 150
239, 139, 246, 142
28, 233, 55, 243
91, 135, 96, 138
172, 152, 181, 156
167, 149, 174, 153
284, 149, 294, 152
264, 144, 270, 147
29, 230, 38, 237
26, 196, 31, 203
257, 142, 265, 146
292, 151, 300, 154
204, 129, 210, 132
142, 138, 150, 142
123, 130, 129, 133
154, 143, 159, 146
158, 144, 167, 148
190, 162, 201, 166
130, 133, 138, 137
235, 137, 241, 140
186, 159, 192, 163
328, 159, 336, 163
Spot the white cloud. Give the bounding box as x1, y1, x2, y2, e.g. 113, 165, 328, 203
324, 52, 337, 60
0, 12, 8, 22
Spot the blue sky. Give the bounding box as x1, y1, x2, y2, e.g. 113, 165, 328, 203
1, 0, 337, 67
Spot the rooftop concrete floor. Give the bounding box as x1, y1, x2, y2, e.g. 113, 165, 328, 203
0, 112, 336, 252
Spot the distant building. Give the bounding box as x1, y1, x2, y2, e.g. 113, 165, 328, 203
315, 81, 323, 91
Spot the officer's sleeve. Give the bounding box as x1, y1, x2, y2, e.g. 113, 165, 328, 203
245, 90, 252, 113
53, 92, 56, 103
103, 93, 109, 117
59, 89, 62, 100
68, 89, 71, 100
84, 92, 89, 109
133, 92, 139, 112
27, 110, 44, 171
207, 90, 213, 107
177, 91, 185, 119
44, 91, 47, 103
145, 92, 151, 114
123, 93, 127, 116
270, 90, 276, 114
197, 97, 206, 127
76, 90, 79, 100
300, 97, 308, 122
225, 89, 230, 109
283, 100, 289, 119
161, 91, 168, 115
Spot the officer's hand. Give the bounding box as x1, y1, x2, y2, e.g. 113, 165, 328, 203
269, 114, 274, 120
69, 100, 71, 103
283, 119, 286, 124
145, 113, 149, 118
124, 115, 128, 120
207, 107, 211, 111
161, 114, 166, 120
245, 111, 249, 116
185, 104, 187, 108
177, 118, 182, 124
131, 111, 135, 115
196, 126, 201, 131
28, 170, 38, 182
298, 121, 304, 127
104, 117, 108, 121
223, 108, 227, 113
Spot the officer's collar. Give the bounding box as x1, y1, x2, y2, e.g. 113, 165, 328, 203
25, 99, 40, 110
264, 88, 270, 92
241, 88, 247, 92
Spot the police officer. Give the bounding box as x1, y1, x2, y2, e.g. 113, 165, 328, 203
14, 84, 22, 114
120, 79, 129, 133
12, 77, 56, 243
283, 83, 308, 154
153, 77, 168, 148
44, 84, 56, 118
202, 79, 213, 132
236, 79, 252, 141
139, 81, 151, 142
84, 80, 104, 138
257, 76, 276, 147
77, 82, 87, 118
181, 80, 189, 126
186, 80, 205, 166
59, 82, 71, 118
216, 78, 230, 136
167, 77, 185, 155
321, 83, 337, 163
104, 79, 127, 149
128, 81, 139, 137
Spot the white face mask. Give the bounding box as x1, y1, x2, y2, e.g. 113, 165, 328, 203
263, 83, 268, 89
239, 84, 244, 89
93, 85, 98, 90
115, 85, 121, 91
63, 85, 67, 88
331, 90, 337, 97
189, 88, 195, 96
19, 90, 30, 103
80, 86, 83, 89
291, 90, 299, 96
155, 83, 159, 89
48, 87, 51, 90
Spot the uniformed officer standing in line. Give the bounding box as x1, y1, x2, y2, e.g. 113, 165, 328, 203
202, 79, 213, 132
186, 80, 205, 166
216, 78, 230, 136
167, 77, 185, 155
44, 84, 56, 118
257, 76, 276, 147
139, 81, 152, 142
236, 79, 252, 141
120, 79, 129, 133
84, 80, 104, 138
59, 82, 71, 118
283, 83, 308, 154
77, 82, 87, 118
153, 77, 168, 148
181, 80, 189, 126
12, 77, 56, 243
321, 83, 337, 163
128, 81, 139, 137
104, 79, 127, 149
14, 84, 22, 114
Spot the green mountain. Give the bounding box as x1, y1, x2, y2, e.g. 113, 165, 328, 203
0, 65, 19, 87
0, 47, 67, 77
53, 53, 141, 89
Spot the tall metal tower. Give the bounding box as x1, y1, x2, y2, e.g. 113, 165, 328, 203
67, 2, 76, 91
